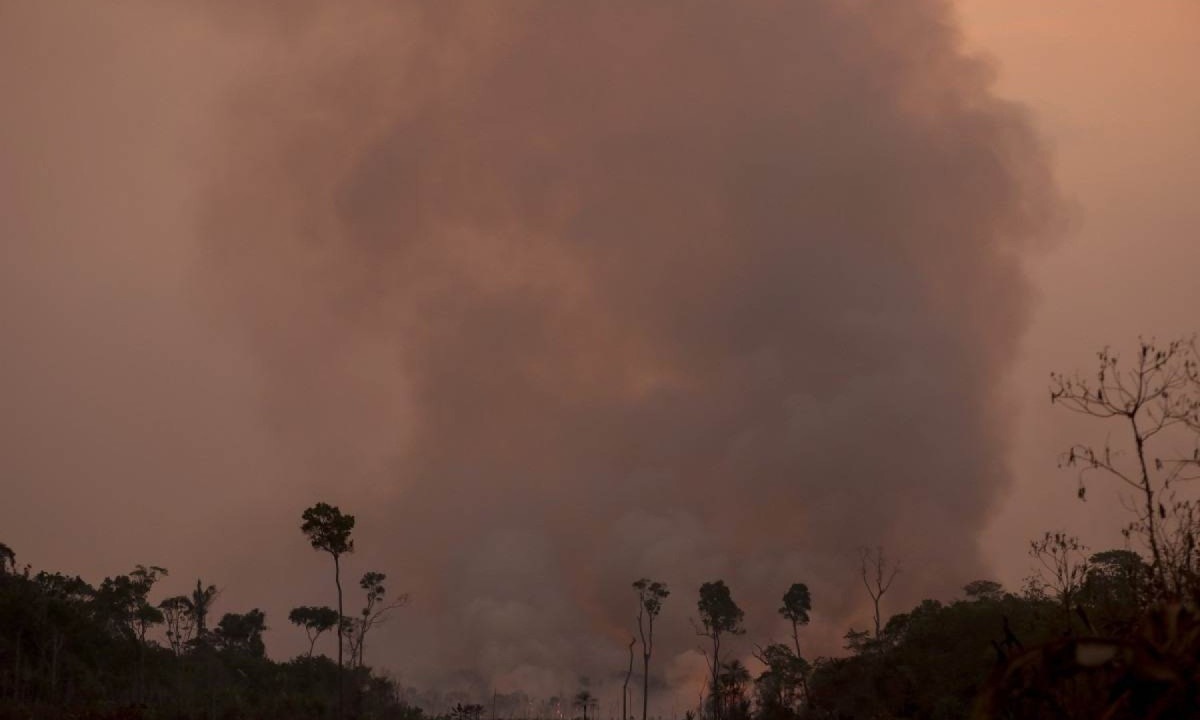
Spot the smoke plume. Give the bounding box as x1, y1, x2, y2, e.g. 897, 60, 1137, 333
3, 0, 1059, 708
192, 0, 1059, 699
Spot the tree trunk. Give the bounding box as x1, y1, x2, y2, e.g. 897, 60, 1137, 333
710, 636, 721, 720
641, 624, 652, 720
335, 553, 345, 720
642, 648, 651, 720
873, 596, 881, 638
623, 637, 635, 720
1133, 425, 1165, 590
791, 621, 809, 709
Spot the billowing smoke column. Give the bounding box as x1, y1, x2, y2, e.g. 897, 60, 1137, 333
195, 0, 1058, 706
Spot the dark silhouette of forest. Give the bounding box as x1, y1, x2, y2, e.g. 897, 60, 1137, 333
0, 502, 418, 720
3, 336, 1200, 719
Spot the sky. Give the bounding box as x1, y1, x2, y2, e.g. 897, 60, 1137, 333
2, 0, 1198, 712
957, 0, 1200, 582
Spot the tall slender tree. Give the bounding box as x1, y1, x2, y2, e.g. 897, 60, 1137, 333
301, 502, 355, 720
779, 583, 811, 656
633, 578, 670, 720
778, 583, 812, 706
695, 581, 744, 720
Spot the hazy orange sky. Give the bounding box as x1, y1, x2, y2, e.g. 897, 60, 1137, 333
957, 0, 1200, 586
2, 0, 1198, 708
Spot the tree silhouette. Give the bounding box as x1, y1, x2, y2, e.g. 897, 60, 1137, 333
1080, 549, 1148, 634
695, 581, 744, 720
345, 571, 409, 668
289, 605, 340, 657
752, 642, 806, 718
94, 565, 167, 642
214, 608, 268, 656
859, 546, 899, 639
1028, 531, 1089, 634
573, 689, 597, 720
451, 703, 485, 720
716, 660, 751, 720
184, 579, 220, 639
962, 580, 1004, 602
129, 565, 167, 644
622, 635, 635, 720
778, 583, 812, 707
94, 564, 167, 702
1051, 337, 1200, 596
301, 502, 355, 719
0, 541, 14, 575
159, 594, 196, 655
779, 583, 810, 658
0, 512, 427, 718
633, 578, 669, 720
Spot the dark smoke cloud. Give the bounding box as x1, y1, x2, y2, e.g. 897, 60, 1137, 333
2, 0, 1059, 708
193, 0, 1059, 700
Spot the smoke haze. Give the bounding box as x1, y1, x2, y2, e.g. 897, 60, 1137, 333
2, 0, 1068, 708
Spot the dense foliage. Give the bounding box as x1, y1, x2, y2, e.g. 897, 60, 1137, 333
0, 504, 419, 720
0, 563, 421, 720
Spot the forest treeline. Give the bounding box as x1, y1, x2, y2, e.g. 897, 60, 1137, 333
0, 503, 419, 720
2, 337, 1200, 719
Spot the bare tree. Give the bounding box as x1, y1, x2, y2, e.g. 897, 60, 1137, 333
1028, 531, 1090, 633
859, 546, 899, 639
1051, 337, 1200, 596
